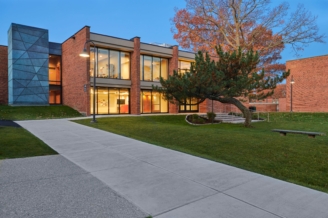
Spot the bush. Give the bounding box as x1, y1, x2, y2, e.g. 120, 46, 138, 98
189, 114, 205, 124
207, 112, 216, 122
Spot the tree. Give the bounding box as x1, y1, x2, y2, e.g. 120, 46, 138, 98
154, 46, 289, 127
173, 0, 325, 75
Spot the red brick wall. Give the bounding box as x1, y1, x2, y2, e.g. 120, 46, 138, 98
272, 84, 286, 99
169, 45, 179, 113
62, 26, 90, 115
130, 37, 140, 115
278, 98, 286, 112
0, 46, 8, 104
248, 104, 278, 112
286, 55, 328, 112
199, 100, 227, 113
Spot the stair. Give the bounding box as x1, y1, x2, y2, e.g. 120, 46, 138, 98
214, 113, 246, 123
200, 113, 246, 124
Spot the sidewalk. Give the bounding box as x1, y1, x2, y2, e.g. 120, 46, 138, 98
16, 119, 328, 218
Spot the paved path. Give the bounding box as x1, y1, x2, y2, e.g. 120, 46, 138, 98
15, 119, 328, 218
0, 155, 147, 218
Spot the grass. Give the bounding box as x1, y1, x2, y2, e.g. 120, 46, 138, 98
74, 112, 328, 193
0, 126, 57, 160
0, 104, 81, 160
0, 105, 82, 120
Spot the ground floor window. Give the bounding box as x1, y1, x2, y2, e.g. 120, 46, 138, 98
49, 85, 61, 104
179, 98, 198, 112
140, 90, 168, 113
90, 87, 129, 114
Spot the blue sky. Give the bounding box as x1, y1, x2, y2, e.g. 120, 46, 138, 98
1, 0, 327, 63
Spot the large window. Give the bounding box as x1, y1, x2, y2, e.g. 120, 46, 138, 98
90, 87, 129, 114
90, 47, 130, 80
140, 90, 168, 113
49, 55, 61, 104
178, 60, 192, 74
179, 98, 198, 112
140, 55, 168, 81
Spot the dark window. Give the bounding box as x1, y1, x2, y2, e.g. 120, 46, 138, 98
179, 98, 199, 112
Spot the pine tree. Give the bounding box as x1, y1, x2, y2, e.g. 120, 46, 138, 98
154, 46, 289, 127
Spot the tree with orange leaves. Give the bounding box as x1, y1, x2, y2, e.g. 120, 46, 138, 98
173, 0, 325, 75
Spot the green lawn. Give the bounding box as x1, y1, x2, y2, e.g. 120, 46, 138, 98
0, 126, 57, 160
0, 104, 81, 160
0, 105, 82, 120
74, 113, 328, 193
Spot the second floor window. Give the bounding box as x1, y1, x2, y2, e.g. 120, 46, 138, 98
90, 47, 130, 80
178, 60, 192, 74
140, 55, 168, 82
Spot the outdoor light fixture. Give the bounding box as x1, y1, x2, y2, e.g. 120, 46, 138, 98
80, 40, 97, 123
290, 75, 295, 112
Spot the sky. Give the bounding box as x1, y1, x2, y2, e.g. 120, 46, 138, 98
0, 0, 327, 63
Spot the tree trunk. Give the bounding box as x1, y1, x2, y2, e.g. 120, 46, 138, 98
217, 97, 252, 127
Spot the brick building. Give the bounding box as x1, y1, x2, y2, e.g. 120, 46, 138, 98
0, 23, 200, 115
286, 55, 328, 112
2, 23, 324, 115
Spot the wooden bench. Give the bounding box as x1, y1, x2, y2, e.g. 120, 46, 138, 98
272, 129, 325, 138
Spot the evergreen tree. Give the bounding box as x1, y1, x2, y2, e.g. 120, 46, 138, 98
154, 46, 289, 127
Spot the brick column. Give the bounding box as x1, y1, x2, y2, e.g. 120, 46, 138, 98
169, 45, 179, 113
62, 26, 90, 115
0, 46, 8, 104
130, 37, 141, 115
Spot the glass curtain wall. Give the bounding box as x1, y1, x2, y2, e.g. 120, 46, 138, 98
90, 87, 130, 114
179, 97, 199, 112
140, 90, 168, 113
90, 47, 130, 79
49, 55, 61, 104
140, 55, 168, 81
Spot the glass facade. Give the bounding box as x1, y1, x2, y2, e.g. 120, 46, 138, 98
49, 55, 61, 104
179, 97, 199, 112
178, 60, 192, 74
90, 87, 130, 114
90, 47, 130, 79
140, 55, 168, 81
140, 90, 168, 113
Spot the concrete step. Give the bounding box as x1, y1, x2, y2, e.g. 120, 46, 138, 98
200, 113, 246, 123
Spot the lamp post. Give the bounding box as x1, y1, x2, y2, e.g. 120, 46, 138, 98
80, 40, 97, 123
290, 75, 295, 112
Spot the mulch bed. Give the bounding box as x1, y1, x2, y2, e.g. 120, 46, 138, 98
0, 120, 22, 128
186, 115, 221, 124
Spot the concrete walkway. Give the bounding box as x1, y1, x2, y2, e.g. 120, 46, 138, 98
16, 119, 328, 218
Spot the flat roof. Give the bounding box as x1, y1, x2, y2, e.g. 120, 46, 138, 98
286, 54, 328, 62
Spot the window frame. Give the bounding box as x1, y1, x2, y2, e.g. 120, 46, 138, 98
91, 87, 130, 115
140, 90, 169, 114
140, 55, 168, 82
90, 47, 131, 80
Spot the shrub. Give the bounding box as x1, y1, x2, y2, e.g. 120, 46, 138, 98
189, 114, 205, 124
207, 112, 216, 122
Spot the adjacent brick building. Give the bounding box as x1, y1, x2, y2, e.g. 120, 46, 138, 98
0, 45, 8, 104
1, 23, 327, 114
0, 23, 196, 115
286, 55, 328, 112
